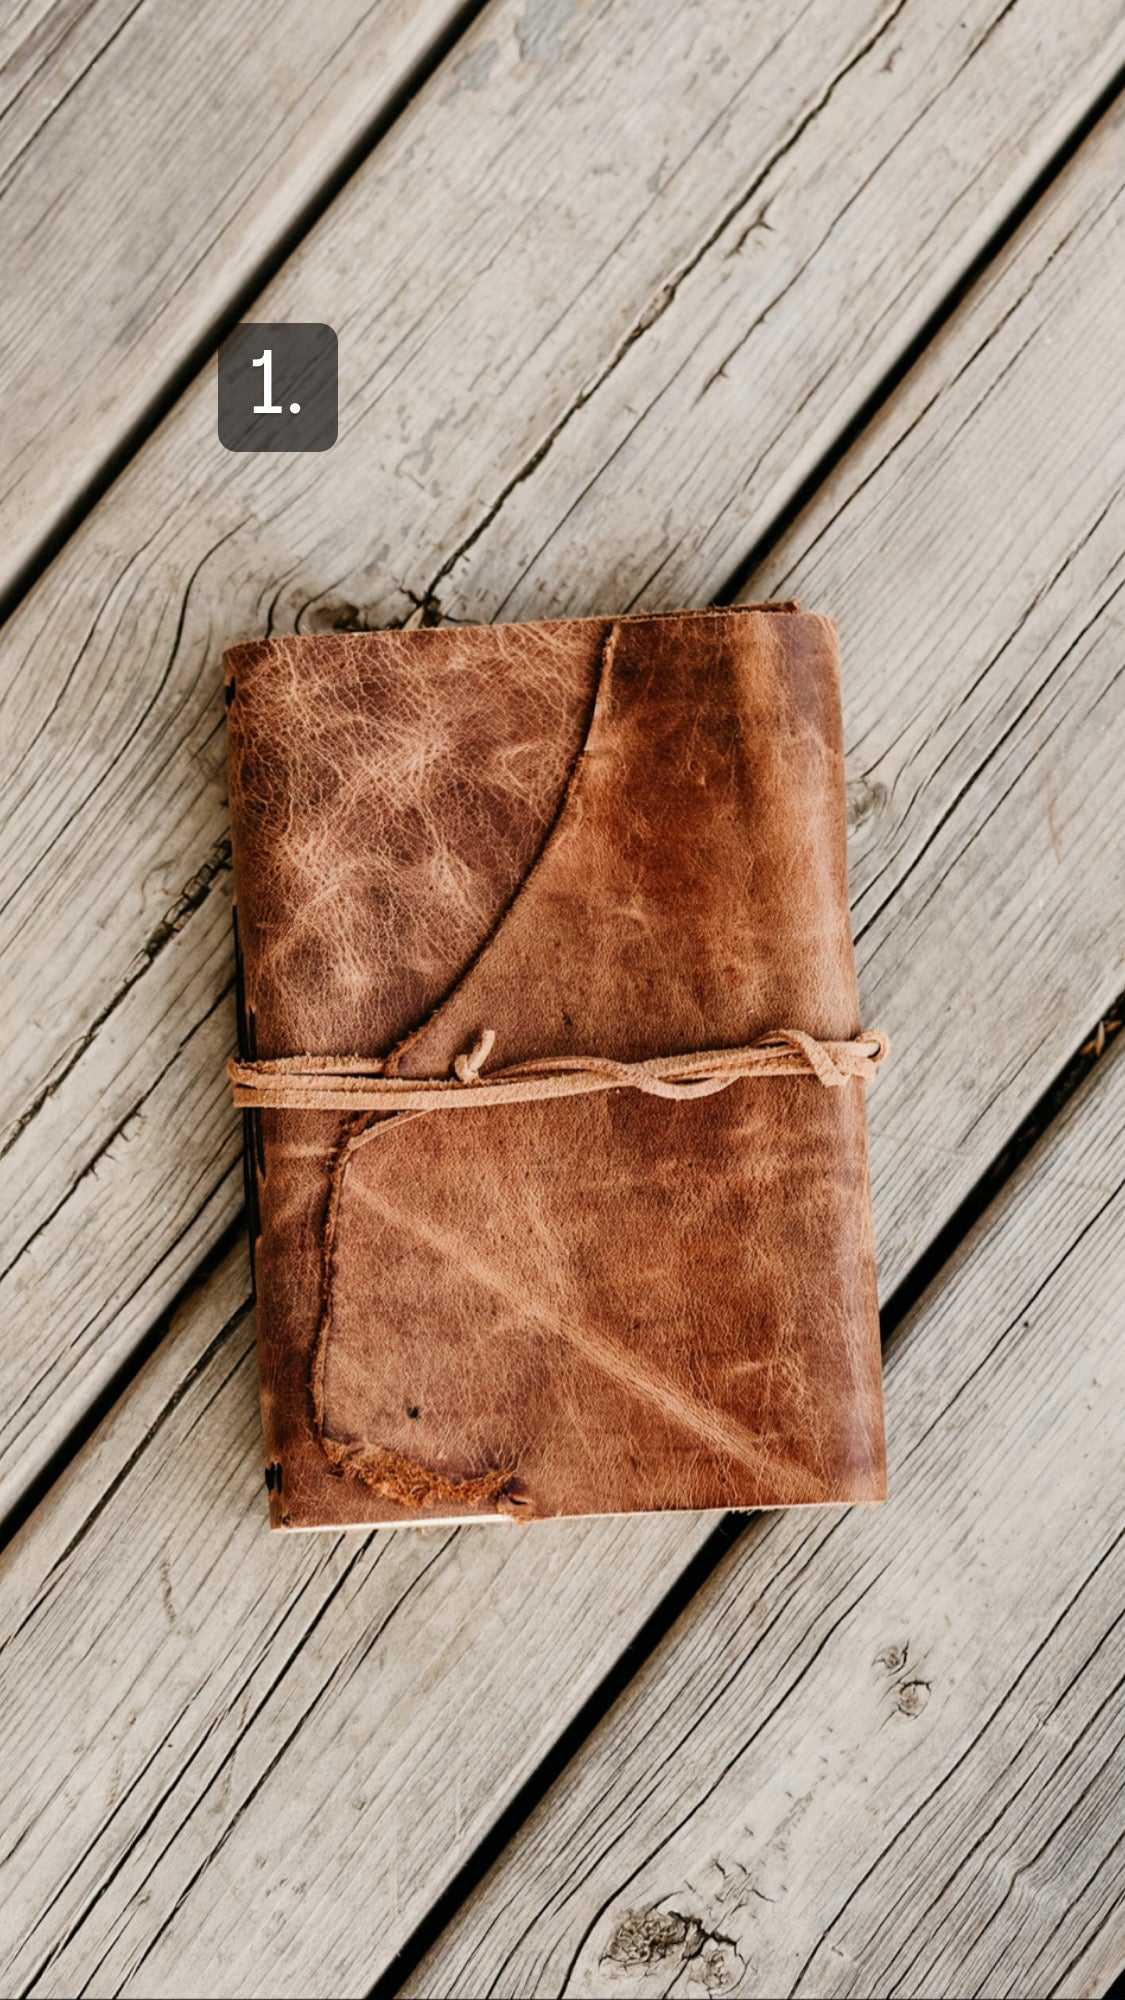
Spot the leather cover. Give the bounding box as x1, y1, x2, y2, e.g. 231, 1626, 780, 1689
224, 606, 886, 1529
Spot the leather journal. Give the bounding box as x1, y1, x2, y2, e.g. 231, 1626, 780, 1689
225, 605, 887, 1529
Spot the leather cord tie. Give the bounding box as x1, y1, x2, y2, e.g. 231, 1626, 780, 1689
229, 1027, 889, 1113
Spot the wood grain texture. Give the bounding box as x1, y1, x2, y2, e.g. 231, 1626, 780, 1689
770, 100, 1125, 1322
409, 992, 1125, 2000
0, 1246, 722, 2000
1, 0, 1121, 1519
0, 0, 470, 599
0, 88, 1122, 2000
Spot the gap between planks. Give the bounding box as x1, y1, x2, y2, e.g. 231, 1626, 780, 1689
0, 0, 492, 620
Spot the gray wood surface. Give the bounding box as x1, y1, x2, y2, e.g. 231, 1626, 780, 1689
0, 0, 467, 600
0, 81, 1121, 1999
1, 0, 1121, 1522
410, 989, 1125, 2000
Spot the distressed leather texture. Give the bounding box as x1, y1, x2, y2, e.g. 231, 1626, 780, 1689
225, 607, 886, 1529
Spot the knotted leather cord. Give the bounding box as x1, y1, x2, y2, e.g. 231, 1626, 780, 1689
238, 1026, 888, 1516
229, 1026, 888, 1113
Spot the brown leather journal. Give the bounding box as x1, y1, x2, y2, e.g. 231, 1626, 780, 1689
225, 606, 886, 1529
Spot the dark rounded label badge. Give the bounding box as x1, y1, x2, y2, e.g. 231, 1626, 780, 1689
218, 323, 338, 452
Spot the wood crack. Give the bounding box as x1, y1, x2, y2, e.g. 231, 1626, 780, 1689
407, 0, 915, 617
0, 838, 231, 1162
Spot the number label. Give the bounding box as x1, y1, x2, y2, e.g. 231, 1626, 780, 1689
251, 348, 283, 415
219, 323, 339, 453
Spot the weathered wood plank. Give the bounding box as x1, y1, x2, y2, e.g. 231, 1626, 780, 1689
0, 1248, 718, 2000
408, 1033, 1125, 2000
433, 22, 1125, 631
0, 0, 472, 601
0, 873, 239, 1494
0, 93, 1122, 1999
2, 0, 1121, 1517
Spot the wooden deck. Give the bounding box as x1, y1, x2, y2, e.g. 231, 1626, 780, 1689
0, 3, 1122, 1993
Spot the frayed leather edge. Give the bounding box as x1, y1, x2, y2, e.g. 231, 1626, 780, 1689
307, 1109, 531, 1517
